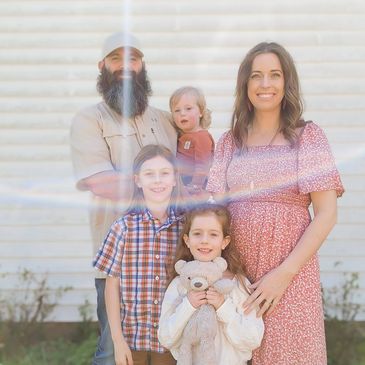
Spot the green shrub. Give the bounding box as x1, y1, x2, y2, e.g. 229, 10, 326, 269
323, 271, 365, 365
0, 269, 72, 350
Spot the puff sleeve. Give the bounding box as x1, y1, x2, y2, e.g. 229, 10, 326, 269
298, 122, 344, 197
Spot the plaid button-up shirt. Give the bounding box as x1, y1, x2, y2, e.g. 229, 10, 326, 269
93, 208, 184, 353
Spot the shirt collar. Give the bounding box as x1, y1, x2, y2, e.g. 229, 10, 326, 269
141, 206, 182, 225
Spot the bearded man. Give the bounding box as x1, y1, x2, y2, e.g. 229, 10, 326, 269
70, 32, 176, 365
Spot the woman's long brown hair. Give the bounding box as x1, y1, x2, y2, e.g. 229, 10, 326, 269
232, 42, 306, 151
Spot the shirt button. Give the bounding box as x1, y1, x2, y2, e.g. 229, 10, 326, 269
142, 134, 146, 138
155, 276, 159, 281
154, 299, 159, 305
153, 323, 158, 328
155, 255, 160, 260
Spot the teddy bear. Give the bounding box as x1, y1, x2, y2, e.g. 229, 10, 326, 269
174, 257, 234, 365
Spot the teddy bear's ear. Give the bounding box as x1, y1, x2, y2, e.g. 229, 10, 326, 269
213, 257, 228, 272
175, 260, 186, 274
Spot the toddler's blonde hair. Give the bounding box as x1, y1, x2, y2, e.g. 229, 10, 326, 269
169, 86, 212, 130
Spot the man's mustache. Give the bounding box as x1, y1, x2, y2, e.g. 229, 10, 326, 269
112, 69, 137, 79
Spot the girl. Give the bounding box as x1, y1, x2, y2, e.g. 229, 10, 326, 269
170, 86, 215, 194
93, 145, 185, 365
158, 204, 264, 365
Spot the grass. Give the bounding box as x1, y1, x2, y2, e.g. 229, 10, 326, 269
325, 320, 365, 365
0, 331, 97, 365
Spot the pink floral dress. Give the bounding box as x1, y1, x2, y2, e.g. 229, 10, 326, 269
206, 122, 344, 365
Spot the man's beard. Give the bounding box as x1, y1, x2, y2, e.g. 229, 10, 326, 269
96, 66, 152, 117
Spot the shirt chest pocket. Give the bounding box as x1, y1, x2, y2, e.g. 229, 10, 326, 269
102, 124, 139, 168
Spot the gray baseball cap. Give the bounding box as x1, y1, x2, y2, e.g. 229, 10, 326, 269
101, 32, 144, 60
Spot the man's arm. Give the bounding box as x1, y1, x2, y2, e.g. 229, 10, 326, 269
77, 170, 132, 202
70, 107, 133, 202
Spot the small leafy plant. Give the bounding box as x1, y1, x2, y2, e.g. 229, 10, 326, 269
322, 269, 365, 365
0, 268, 72, 349
0, 269, 100, 365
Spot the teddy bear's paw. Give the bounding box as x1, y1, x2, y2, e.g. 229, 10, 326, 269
213, 278, 234, 294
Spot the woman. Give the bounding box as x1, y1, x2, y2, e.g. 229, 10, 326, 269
206, 42, 344, 365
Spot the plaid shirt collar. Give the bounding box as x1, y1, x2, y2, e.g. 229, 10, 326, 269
140, 206, 182, 226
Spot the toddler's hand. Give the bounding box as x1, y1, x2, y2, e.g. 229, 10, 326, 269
206, 287, 225, 310
187, 290, 207, 308
186, 184, 203, 195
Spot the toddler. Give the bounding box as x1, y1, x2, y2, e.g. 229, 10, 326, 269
170, 86, 214, 194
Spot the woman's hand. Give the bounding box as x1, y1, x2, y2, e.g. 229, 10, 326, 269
114, 338, 133, 365
243, 266, 295, 317
187, 290, 207, 308
206, 287, 225, 310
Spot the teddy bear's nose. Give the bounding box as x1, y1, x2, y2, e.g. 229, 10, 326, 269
194, 282, 203, 288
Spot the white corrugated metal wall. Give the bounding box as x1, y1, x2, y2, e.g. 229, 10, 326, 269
0, 0, 364, 321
